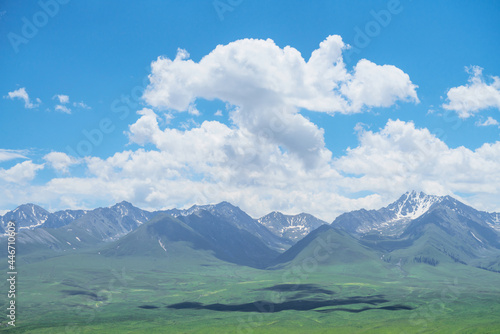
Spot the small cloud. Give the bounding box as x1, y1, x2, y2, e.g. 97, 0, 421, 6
354, 122, 368, 133
476, 116, 499, 127
426, 105, 436, 115
55, 105, 71, 114
187, 104, 200, 116
54, 94, 69, 104
43, 152, 80, 174
215, 110, 223, 116
4, 87, 41, 109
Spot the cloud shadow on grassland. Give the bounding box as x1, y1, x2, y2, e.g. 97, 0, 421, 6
167, 295, 414, 313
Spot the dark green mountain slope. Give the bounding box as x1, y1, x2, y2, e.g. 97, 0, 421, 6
102, 211, 280, 268
271, 224, 380, 268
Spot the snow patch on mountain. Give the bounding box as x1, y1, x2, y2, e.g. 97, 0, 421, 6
158, 238, 167, 252
19, 217, 48, 230
258, 211, 326, 241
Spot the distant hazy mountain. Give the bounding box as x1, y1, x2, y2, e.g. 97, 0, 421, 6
0, 203, 89, 231
258, 211, 326, 242
163, 201, 293, 251
103, 211, 280, 268
46, 209, 88, 228
14, 225, 101, 255
0, 204, 53, 230
4, 201, 153, 256
63, 201, 153, 242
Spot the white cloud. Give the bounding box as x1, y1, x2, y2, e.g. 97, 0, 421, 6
0, 149, 27, 163
340, 59, 419, 111
5, 87, 41, 109
0, 161, 44, 184
214, 110, 223, 116
54, 94, 69, 104
476, 116, 499, 127
55, 105, 71, 114
142, 36, 417, 169
144, 35, 418, 114
43, 152, 80, 174
442, 66, 500, 118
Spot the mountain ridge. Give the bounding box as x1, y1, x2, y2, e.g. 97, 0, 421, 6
332, 191, 500, 238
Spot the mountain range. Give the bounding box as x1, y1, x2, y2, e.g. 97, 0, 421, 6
1, 191, 499, 273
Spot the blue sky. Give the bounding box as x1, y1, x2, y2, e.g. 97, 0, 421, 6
0, 0, 499, 219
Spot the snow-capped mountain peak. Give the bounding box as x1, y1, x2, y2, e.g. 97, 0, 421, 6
333, 191, 447, 237
258, 211, 327, 242
111, 201, 134, 216
387, 191, 443, 221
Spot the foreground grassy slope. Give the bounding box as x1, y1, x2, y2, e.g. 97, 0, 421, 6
1, 250, 499, 333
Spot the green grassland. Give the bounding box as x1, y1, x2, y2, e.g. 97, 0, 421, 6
1, 249, 499, 333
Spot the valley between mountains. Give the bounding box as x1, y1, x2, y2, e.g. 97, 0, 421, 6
1, 191, 499, 333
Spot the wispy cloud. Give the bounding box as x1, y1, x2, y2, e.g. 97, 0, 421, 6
72, 101, 90, 109
476, 116, 499, 127
5, 87, 41, 109
0, 149, 27, 163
